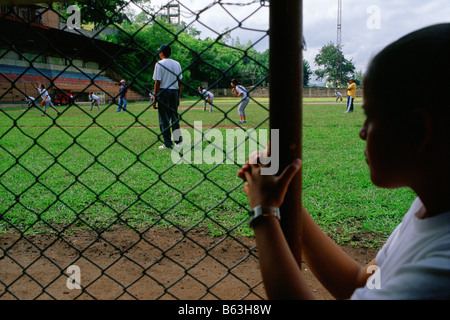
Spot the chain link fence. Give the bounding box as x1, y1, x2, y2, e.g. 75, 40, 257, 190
0, 0, 282, 300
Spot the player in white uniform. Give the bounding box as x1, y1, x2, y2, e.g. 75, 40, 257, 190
335, 90, 343, 102
231, 78, 250, 124
25, 96, 37, 110
89, 92, 100, 111
32, 82, 60, 117
198, 86, 214, 112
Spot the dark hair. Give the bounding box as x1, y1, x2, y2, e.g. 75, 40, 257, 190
198, 86, 204, 90
231, 78, 240, 85
365, 23, 450, 117
159, 44, 172, 57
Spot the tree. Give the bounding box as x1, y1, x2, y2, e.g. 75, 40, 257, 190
53, 1, 129, 28
303, 60, 312, 87
54, 1, 156, 29
354, 69, 364, 86
104, 17, 269, 94
314, 42, 355, 87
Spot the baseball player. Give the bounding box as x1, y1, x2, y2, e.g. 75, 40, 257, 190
25, 96, 37, 110
231, 78, 249, 124
198, 86, 214, 112
335, 90, 343, 103
32, 82, 60, 117
89, 92, 100, 111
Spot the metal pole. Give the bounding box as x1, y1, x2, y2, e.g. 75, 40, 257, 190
336, 0, 342, 87
269, 0, 303, 267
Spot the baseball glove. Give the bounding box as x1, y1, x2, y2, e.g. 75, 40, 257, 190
232, 87, 239, 97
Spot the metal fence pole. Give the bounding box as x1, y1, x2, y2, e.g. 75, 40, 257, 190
269, 0, 303, 267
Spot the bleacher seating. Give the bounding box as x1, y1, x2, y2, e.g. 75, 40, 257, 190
0, 64, 144, 105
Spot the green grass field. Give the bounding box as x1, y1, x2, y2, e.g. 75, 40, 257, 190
0, 97, 415, 247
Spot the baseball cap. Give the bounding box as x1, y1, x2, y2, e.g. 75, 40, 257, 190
349, 77, 355, 81
120, 79, 125, 83
158, 44, 171, 56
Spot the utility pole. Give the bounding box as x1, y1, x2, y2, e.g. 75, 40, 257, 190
336, 0, 342, 87
162, 3, 180, 25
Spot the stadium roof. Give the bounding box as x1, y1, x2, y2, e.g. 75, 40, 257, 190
0, 17, 131, 63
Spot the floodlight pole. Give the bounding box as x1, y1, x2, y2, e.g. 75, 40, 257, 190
269, 1, 303, 267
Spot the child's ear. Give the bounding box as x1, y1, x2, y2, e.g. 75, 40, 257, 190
411, 107, 432, 153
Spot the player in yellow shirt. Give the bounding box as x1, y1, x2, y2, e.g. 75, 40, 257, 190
345, 77, 356, 113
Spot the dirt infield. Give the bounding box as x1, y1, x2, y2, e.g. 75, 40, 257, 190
0, 227, 377, 300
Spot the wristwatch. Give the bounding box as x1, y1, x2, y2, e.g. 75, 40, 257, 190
248, 205, 280, 228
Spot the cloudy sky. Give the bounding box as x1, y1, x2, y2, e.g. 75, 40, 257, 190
136, 0, 449, 79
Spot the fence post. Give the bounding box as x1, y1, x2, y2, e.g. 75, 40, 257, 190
269, 0, 303, 267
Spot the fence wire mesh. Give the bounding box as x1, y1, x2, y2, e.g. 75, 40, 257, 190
0, 0, 274, 300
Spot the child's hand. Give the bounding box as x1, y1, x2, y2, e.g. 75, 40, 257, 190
238, 152, 302, 209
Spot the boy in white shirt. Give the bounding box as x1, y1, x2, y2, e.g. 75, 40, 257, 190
231, 78, 250, 124
152, 44, 183, 149
25, 96, 36, 110
238, 23, 450, 300
89, 92, 100, 111
198, 86, 214, 112
32, 82, 60, 117
335, 90, 343, 103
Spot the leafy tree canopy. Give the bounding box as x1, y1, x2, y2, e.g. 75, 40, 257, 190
54, 2, 312, 94
314, 42, 355, 87
53, 0, 133, 27
303, 60, 312, 87
104, 14, 270, 95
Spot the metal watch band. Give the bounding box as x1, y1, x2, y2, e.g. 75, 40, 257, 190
248, 205, 280, 228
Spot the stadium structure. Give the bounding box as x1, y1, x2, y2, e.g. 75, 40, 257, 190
0, 4, 143, 108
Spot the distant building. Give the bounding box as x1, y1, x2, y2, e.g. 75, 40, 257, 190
0, 4, 142, 107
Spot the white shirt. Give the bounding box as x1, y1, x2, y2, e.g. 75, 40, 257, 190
90, 94, 99, 101
153, 58, 182, 89
200, 89, 214, 100
235, 85, 249, 99
38, 88, 51, 101
351, 197, 450, 299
